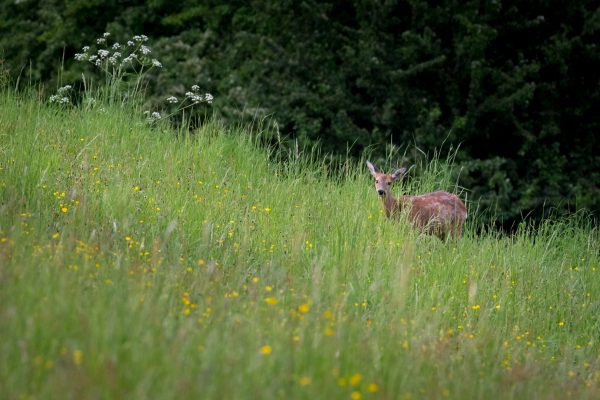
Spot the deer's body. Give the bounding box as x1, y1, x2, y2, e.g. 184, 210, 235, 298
367, 161, 467, 239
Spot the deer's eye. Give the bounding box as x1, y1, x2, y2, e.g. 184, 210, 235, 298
375, 180, 379, 183
387, 182, 391, 185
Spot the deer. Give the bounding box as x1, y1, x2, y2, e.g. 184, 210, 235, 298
366, 160, 467, 239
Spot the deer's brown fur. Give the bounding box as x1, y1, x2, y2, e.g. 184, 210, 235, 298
367, 161, 467, 239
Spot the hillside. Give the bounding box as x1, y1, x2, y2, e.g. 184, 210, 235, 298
2, 2, 599, 226
0, 91, 598, 399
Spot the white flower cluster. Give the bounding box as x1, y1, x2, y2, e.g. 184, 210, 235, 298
145, 85, 214, 126
74, 33, 162, 69
183, 84, 214, 104
49, 85, 72, 104
143, 110, 162, 121
96, 33, 110, 45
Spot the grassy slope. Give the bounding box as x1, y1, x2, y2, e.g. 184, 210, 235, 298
0, 91, 598, 399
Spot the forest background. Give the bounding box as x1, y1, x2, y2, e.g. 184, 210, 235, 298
1, 0, 598, 229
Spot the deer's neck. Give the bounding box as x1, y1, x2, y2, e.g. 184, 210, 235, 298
382, 193, 400, 218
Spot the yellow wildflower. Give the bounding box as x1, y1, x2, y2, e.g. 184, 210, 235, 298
349, 373, 362, 386
299, 376, 311, 386
368, 383, 379, 393
265, 297, 278, 305
298, 303, 310, 313
72, 350, 83, 365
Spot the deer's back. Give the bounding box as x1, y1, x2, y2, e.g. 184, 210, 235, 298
399, 191, 467, 231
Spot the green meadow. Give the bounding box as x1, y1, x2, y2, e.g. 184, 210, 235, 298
0, 88, 598, 400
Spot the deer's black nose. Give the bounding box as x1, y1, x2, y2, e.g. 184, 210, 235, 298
377, 190, 385, 196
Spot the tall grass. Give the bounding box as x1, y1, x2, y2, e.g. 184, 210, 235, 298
1, 85, 598, 400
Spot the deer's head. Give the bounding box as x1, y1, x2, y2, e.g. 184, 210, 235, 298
366, 161, 406, 197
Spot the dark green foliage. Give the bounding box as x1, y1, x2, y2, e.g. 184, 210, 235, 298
1, 0, 598, 228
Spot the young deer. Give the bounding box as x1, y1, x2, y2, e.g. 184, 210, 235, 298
366, 160, 467, 239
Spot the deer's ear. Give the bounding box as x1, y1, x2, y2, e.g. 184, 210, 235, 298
366, 160, 379, 177
391, 167, 406, 181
